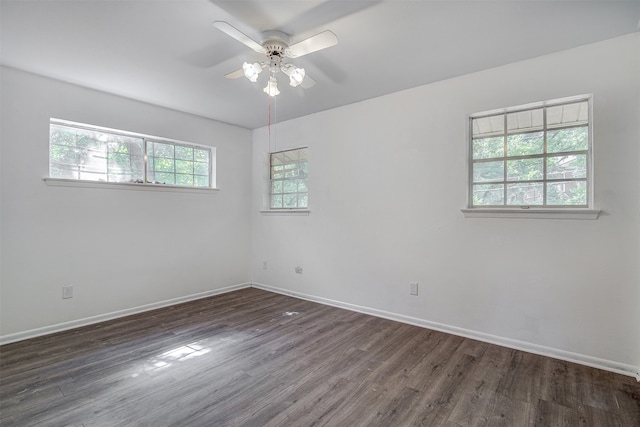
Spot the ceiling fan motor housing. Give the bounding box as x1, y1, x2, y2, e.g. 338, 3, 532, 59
262, 31, 289, 54
262, 32, 290, 74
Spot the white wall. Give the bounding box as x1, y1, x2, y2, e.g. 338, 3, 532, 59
251, 34, 640, 375
0, 67, 252, 339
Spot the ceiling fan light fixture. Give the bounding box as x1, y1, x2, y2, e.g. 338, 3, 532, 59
263, 76, 280, 97
288, 67, 305, 87
243, 62, 262, 82
214, 22, 337, 96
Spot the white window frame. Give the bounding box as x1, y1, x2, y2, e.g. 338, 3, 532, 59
46, 119, 217, 192
267, 147, 309, 211
462, 95, 600, 219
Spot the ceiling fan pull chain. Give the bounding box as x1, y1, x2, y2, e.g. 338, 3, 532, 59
273, 91, 277, 152
268, 95, 271, 153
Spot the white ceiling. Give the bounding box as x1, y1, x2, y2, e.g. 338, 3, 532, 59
1, 1, 639, 129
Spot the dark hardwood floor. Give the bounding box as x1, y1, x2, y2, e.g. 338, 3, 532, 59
1, 288, 638, 426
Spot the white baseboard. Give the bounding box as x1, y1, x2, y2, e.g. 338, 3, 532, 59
0, 283, 252, 346
251, 282, 640, 380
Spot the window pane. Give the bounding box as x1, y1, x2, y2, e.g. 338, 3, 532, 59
283, 180, 297, 193
271, 165, 285, 179
194, 162, 208, 175
507, 158, 543, 181
50, 124, 77, 146
108, 156, 143, 182
547, 101, 588, 128
473, 161, 503, 183
547, 126, 588, 153
299, 162, 308, 177
175, 159, 193, 174
506, 182, 543, 205
472, 115, 504, 138
507, 108, 543, 133
506, 132, 543, 156
472, 136, 503, 160
283, 194, 298, 208
298, 194, 308, 208
271, 195, 283, 209
547, 181, 587, 205
50, 166, 78, 179
194, 149, 209, 162
175, 145, 193, 160
194, 175, 209, 187
285, 168, 297, 178
473, 184, 504, 206
153, 158, 174, 173
50, 144, 78, 165
297, 179, 308, 192
155, 172, 175, 185
78, 171, 106, 182
272, 181, 283, 194
547, 155, 586, 180
109, 153, 144, 180
153, 142, 174, 158
176, 174, 194, 186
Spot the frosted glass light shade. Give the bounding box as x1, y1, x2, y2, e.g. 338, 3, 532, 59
263, 76, 280, 96
288, 67, 305, 87
243, 62, 262, 82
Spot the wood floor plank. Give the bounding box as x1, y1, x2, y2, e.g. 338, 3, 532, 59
1, 288, 638, 426
532, 398, 579, 427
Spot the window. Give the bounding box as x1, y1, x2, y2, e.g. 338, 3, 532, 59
49, 120, 214, 188
469, 96, 591, 208
270, 147, 308, 209
146, 141, 211, 187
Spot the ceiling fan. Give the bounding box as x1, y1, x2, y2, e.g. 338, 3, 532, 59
213, 21, 338, 96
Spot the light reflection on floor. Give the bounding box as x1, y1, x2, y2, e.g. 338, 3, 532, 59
138, 343, 212, 376
134, 314, 302, 378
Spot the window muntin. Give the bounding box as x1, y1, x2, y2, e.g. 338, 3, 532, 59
470, 98, 590, 208
49, 120, 213, 188
270, 147, 308, 209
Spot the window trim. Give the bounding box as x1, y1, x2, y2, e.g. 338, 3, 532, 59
463, 95, 600, 219
44, 177, 219, 194
48, 118, 217, 189
259, 209, 310, 216
460, 208, 600, 220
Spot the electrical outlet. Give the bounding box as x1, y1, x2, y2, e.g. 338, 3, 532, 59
62, 285, 73, 299
263, 261, 268, 270
409, 282, 418, 296
295, 266, 303, 274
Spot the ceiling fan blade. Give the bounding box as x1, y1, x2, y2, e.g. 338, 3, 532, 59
285, 30, 338, 58
224, 68, 245, 79
213, 21, 265, 54
301, 74, 316, 89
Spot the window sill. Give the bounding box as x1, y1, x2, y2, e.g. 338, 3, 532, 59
260, 209, 310, 216
44, 178, 219, 194
460, 208, 600, 220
